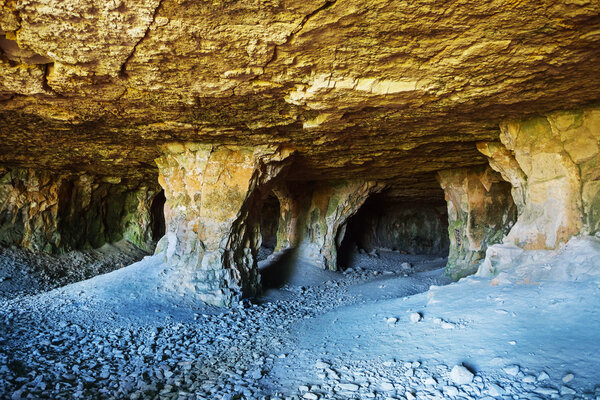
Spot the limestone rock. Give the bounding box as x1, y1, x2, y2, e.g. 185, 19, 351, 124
437, 166, 517, 279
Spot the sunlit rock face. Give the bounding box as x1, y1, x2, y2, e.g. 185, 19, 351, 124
155, 144, 293, 306
478, 107, 600, 250
2, 0, 600, 190
438, 166, 517, 279
0, 168, 160, 253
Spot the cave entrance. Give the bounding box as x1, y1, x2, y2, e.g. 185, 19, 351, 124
150, 190, 166, 242
336, 193, 449, 273
258, 192, 280, 261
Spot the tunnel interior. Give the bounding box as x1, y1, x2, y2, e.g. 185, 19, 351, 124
150, 190, 166, 242
258, 192, 281, 261
336, 192, 450, 271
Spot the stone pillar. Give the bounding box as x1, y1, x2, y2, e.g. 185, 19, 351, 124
437, 166, 517, 279
272, 180, 384, 270
155, 143, 292, 306
477, 106, 600, 250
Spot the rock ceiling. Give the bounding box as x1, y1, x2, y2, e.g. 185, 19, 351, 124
1, 0, 600, 199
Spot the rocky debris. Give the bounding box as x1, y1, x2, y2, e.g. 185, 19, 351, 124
0, 242, 149, 299
449, 364, 474, 385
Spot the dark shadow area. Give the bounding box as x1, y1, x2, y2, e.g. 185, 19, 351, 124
151, 190, 166, 242
337, 193, 449, 270
258, 193, 280, 261
258, 248, 301, 290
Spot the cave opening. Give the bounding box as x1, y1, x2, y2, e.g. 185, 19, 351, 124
336, 193, 450, 272
258, 192, 281, 261
150, 190, 166, 242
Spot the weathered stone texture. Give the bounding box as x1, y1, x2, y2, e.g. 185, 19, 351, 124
438, 166, 517, 279
478, 106, 600, 250
155, 144, 293, 305
1, 0, 600, 198
272, 180, 384, 270
0, 168, 159, 253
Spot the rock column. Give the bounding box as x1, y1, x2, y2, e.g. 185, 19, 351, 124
155, 143, 292, 306
437, 166, 517, 279
272, 180, 384, 270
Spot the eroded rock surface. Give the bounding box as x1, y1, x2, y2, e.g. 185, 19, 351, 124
438, 166, 517, 279
0, 168, 160, 253
478, 107, 600, 249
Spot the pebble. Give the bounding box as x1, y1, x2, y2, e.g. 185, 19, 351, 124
338, 383, 359, 392
409, 312, 422, 323
503, 365, 520, 376
450, 364, 474, 385
562, 373, 574, 383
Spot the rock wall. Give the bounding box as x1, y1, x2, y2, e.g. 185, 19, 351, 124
272, 180, 385, 270
0, 168, 160, 253
155, 143, 293, 306
438, 166, 517, 279
344, 199, 449, 256
478, 106, 600, 250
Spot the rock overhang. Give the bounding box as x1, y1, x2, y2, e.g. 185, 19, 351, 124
1, 0, 600, 200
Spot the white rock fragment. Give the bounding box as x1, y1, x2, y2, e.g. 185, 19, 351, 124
562, 373, 574, 383
560, 385, 576, 395
503, 365, 520, 376
315, 360, 330, 369
522, 375, 536, 383
405, 391, 416, 400
537, 371, 550, 381
409, 312, 422, 323
380, 381, 394, 391
299, 385, 309, 392
338, 383, 359, 392
303, 393, 319, 400
386, 317, 398, 325
450, 364, 474, 385
488, 383, 505, 396
443, 385, 459, 396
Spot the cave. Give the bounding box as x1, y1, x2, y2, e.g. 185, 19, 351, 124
336, 193, 450, 271
150, 190, 166, 242
257, 193, 280, 261
1, 2, 600, 399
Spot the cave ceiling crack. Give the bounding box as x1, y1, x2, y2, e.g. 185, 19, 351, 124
119, 0, 164, 79
255, 0, 338, 78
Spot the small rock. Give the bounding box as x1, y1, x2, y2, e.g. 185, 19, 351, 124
315, 360, 330, 369
450, 364, 474, 385
409, 312, 422, 323
443, 386, 459, 396
386, 317, 398, 325
562, 373, 574, 383
298, 385, 309, 392
303, 393, 319, 400
537, 371, 550, 381
503, 365, 520, 376
522, 375, 536, 383
380, 382, 394, 391
338, 383, 359, 392
405, 391, 416, 400
488, 383, 505, 396
561, 386, 576, 395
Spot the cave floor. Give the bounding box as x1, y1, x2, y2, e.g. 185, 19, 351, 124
0, 249, 599, 399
